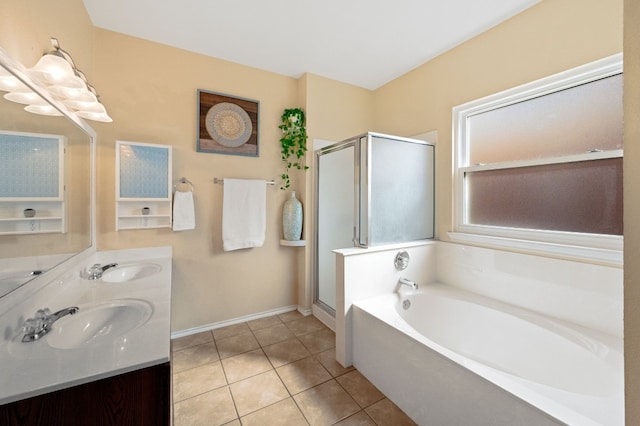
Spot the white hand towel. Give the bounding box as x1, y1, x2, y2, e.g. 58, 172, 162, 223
172, 191, 195, 231
222, 179, 266, 251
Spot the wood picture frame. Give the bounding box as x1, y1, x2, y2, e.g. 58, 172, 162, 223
197, 89, 259, 157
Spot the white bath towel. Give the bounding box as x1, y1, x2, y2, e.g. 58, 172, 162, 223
172, 191, 195, 231
222, 179, 266, 251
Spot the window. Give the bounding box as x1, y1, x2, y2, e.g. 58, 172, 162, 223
452, 54, 623, 264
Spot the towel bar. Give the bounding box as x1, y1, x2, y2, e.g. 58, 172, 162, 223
213, 178, 275, 186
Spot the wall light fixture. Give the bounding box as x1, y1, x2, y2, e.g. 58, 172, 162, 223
0, 38, 112, 122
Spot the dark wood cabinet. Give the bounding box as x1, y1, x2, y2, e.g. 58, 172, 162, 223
0, 362, 170, 426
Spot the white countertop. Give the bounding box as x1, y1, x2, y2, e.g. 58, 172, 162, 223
0, 246, 172, 405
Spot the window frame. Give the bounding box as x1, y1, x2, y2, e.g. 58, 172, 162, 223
451, 53, 623, 266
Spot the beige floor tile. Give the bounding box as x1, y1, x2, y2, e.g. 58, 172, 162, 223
278, 310, 304, 323
315, 348, 355, 377
333, 411, 376, 426
221, 420, 241, 426
365, 398, 416, 426
173, 387, 237, 426
253, 323, 296, 347
216, 331, 260, 359
336, 370, 384, 408
171, 331, 213, 352
213, 322, 251, 340
263, 338, 312, 368
285, 316, 326, 336
221, 348, 273, 383
172, 341, 220, 373
229, 370, 290, 417
276, 356, 332, 395
240, 398, 308, 425
298, 327, 335, 354
247, 315, 283, 331
294, 380, 360, 426
173, 361, 227, 402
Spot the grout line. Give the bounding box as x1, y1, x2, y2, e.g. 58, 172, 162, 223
172, 314, 400, 425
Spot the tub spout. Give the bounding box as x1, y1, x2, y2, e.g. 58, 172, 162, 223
399, 277, 418, 290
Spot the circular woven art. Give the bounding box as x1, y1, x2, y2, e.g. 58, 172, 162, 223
205, 102, 253, 147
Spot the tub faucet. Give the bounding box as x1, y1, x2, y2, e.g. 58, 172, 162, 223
399, 277, 418, 290
86, 263, 118, 280
22, 306, 79, 342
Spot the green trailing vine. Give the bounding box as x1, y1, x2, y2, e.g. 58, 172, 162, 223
279, 108, 309, 190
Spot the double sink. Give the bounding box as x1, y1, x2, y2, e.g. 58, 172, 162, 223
18, 262, 162, 350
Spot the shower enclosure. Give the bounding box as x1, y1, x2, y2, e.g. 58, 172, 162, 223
314, 132, 435, 314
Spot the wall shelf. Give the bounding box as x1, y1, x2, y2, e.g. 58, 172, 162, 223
0, 132, 66, 236
280, 239, 306, 247
115, 141, 172, 231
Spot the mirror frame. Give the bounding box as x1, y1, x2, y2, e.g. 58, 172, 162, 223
0, 46, 96, 294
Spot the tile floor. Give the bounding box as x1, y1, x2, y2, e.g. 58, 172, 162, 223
171, 310, 416, 426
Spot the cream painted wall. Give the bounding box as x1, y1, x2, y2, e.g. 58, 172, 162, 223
89, 29, 307, 331
373, 0, 623, 244
624, 0, 640, 423
0, 0, 93, 79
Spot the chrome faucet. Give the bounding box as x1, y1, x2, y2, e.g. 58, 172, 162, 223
399, 277, 418, 290
86, 263, 118, 280
22, 306, 79, 342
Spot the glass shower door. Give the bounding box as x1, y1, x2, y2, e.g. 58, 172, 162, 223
358, 134, 435, 246
315, 142, 356, 312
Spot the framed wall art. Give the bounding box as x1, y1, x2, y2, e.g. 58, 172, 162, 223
197, 89, 259, 157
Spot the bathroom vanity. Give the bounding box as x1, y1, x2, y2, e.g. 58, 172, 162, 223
0, 246, 172, 425
0, 47, 173, 425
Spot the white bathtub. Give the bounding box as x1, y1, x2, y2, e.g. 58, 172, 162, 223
352, 283, 623, 425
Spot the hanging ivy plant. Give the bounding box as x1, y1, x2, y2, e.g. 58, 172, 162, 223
279, 108, 309, 190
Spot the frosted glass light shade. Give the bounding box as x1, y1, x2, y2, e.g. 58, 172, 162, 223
48, 85, 97, 102
28, 54, 84, 88
24, 104, 63, 116
64, 99, 106, 113
76, 109, 113, 122
4, 91, 49, 105
0, 76, 29, 92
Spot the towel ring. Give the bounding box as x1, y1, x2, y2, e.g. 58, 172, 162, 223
174, 177, 194, 192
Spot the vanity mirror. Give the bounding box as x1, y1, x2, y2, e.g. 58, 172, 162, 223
0, 48, 93, 297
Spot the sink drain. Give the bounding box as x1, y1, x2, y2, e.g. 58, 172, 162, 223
402, 299, 411, 310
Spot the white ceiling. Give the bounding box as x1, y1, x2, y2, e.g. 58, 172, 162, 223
82, 0, 541, 90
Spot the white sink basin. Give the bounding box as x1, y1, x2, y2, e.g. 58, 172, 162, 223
47, 299, 153, 349
101, 263, 161, 283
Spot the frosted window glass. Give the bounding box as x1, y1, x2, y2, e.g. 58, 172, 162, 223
466, 158, 622, 235
119, 144, 169, 198
0, 133, 60, 198
468, 74, 622, 165
366, 136, 434, 245
316, 144, 355, 311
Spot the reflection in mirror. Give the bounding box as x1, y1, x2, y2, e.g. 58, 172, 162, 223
0, 56, 92, 297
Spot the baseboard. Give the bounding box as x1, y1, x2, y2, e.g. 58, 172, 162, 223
312, 303, 336, 331
171, 304, 302, 339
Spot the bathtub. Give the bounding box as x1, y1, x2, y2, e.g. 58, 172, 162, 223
351, 283, 623, 425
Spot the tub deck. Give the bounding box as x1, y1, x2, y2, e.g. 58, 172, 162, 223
352, 283, 623, 426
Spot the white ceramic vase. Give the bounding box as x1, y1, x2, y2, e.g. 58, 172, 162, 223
282, 191, 303, 240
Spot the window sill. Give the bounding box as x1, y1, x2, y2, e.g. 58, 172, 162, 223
448, 231, 622, 267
